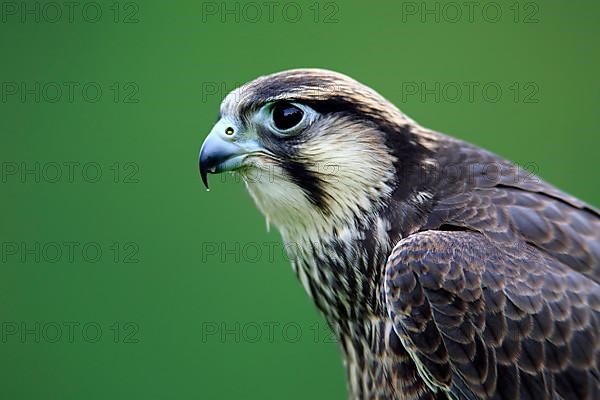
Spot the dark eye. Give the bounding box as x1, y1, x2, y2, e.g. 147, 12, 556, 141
272, 102, 304, 131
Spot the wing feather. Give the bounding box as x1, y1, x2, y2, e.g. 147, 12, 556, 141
384, 230, 600, 399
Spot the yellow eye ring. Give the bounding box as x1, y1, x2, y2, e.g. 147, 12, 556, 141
225, 127, 234, 135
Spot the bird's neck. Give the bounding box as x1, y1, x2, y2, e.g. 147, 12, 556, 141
279, 210, 395, 330
276, 186, 439, 338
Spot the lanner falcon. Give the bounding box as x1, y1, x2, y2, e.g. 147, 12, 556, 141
198, 69, 600, 399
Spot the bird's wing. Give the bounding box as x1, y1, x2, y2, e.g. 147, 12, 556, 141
426, 185, 600, 282
425, 140, 600, 283
384, 230, 600, 400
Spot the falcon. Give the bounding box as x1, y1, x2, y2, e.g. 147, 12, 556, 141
198, 69, 600, 399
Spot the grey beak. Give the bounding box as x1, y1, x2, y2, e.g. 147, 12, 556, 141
199, 121, 261, 189
198, 133, 242, 189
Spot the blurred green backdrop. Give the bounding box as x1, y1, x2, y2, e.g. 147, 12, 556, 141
1, 0, 599, 399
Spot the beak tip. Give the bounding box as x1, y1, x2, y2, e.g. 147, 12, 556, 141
199, 164, 210, 190
199, 152, 210, 190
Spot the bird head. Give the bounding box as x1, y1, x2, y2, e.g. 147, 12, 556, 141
199, 69, 435, 238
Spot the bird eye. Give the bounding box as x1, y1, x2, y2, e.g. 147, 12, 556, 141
271, 102, 304, 132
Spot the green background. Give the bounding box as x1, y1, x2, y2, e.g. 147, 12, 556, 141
1, 1, 599, 399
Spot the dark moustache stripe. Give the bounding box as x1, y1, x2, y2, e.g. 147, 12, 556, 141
283, 159, 330, 212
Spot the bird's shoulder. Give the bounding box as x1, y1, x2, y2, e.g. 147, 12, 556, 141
417, 135, 600, 282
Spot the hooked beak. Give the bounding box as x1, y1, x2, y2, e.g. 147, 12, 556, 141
198, 120, 259, 189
